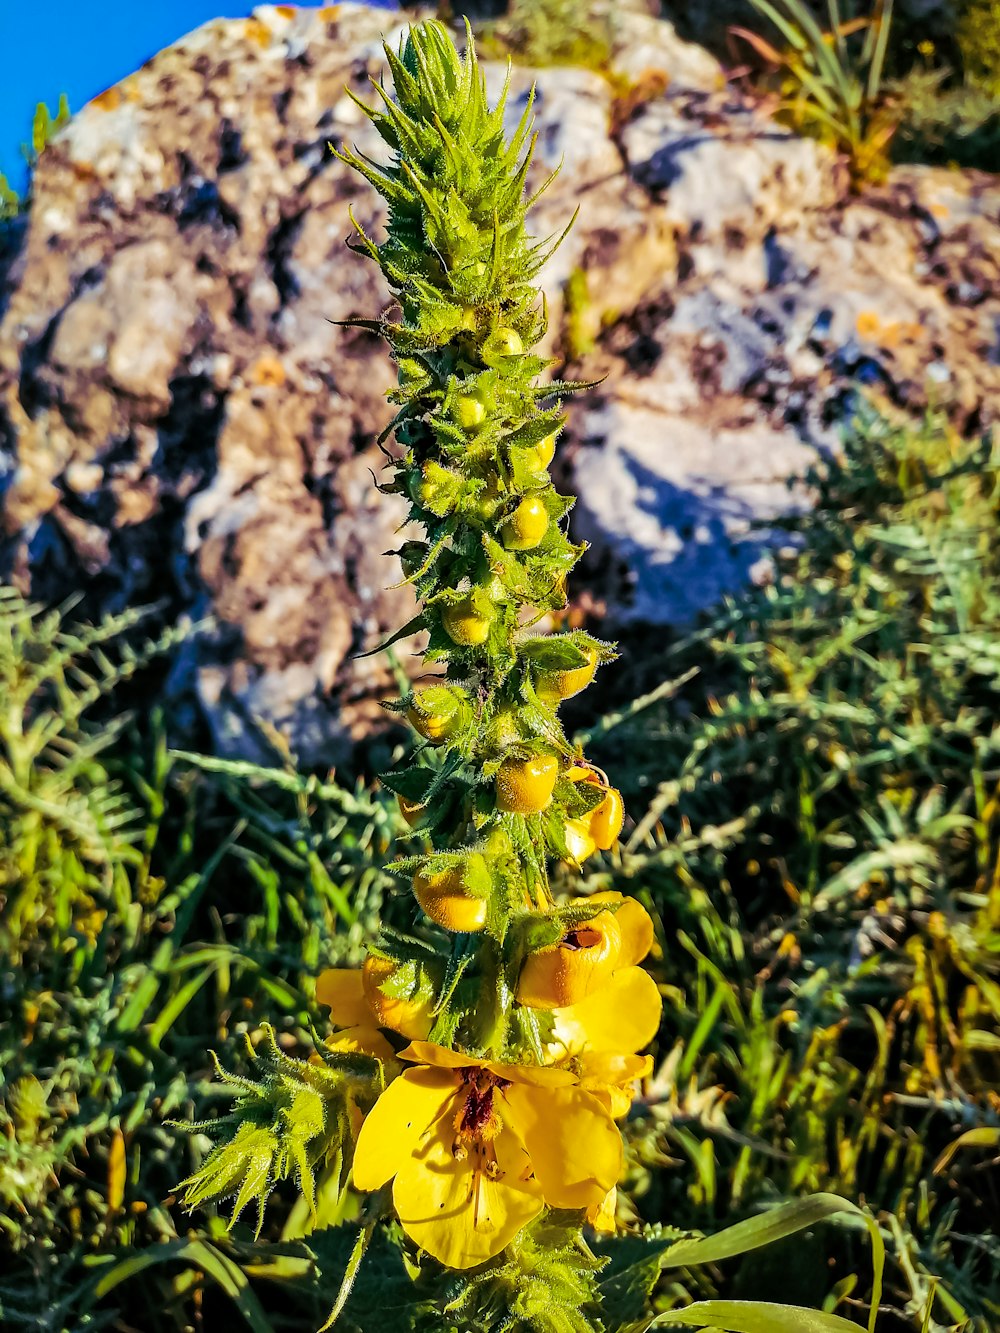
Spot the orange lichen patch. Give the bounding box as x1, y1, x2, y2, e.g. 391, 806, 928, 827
320, 5, 342, 17
857, 310, 924, 349
275, 4, 297, 16
878, 320, 924, 350
929, 202, 950, 219
243, 17, 272, 47
610, 70, 669, 138
856, 309, 881, 340
91, 86, 123, 112
249, 354, 287, 388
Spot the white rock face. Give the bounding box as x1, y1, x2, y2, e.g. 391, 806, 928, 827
1, 1, 998, 755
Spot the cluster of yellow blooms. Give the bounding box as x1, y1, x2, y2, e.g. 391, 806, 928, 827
317, 890, 659, 1269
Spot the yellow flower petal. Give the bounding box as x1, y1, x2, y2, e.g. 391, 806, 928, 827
587, 1185, 618, 1233
578, 1052, 652, 1084
399, 1040, 483, 1071
327, 1025, 397, 1064
614, 898, 655, 968
553, 966, 661, 1055
577, 1052, 652, 1119
352, 1067, 455, 1192
588, 892, 654, 967
316, 969, 371, 1028
503, 1084, 622, 1210
392, 1114, 543, 1268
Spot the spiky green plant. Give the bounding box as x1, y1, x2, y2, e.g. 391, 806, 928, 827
0, 587, 185, 960
174, 1026, 381, 1237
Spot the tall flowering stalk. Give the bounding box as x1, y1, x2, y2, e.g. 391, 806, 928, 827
317, 16, 661, 1270
177, 16, 661, 1318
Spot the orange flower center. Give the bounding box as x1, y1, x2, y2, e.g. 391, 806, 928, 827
563, 926, 601, 951
450, 1069, 521, 1226
453, 1068, 509, 1146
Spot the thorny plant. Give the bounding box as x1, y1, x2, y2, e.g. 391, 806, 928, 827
172, 21, 884, 1333
0, 589, 185, 962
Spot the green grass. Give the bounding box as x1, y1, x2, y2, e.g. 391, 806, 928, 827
1, 400, 997, 1330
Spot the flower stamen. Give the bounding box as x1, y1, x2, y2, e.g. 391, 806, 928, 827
453, 1067, 509, 1145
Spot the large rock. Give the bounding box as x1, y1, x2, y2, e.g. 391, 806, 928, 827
1, 2, 998, 754
0, 4, 416, 764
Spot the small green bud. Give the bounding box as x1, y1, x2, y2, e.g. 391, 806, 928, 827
454, 394, 487, 431
483, 327, 524, 361
409, 460, 464, 516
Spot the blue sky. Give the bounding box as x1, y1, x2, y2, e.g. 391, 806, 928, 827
0, 0, 396, 193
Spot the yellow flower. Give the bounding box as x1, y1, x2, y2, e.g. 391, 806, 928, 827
516, 892, 655, 1010
516, 905, 623, 1008
352, 1040, 623, 1269
542, 895, 661, 1121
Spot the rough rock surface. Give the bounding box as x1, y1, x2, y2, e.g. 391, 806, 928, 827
1, 3, 998, 758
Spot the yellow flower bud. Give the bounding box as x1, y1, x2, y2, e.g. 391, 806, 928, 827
413, 855, 491, 933
501, 495, 549, 550
563, 817, 597, 864
519, 432, 557, 474
484, 327, 523, 359
406, 685, 469, 742
589, 787, 624, 849
442, 597, 493, 646
535, 645, 599, 704
362, 955, 435, 1039
454, 394, 487, 430
516, 909, 623, 1009
495, 752, 559, 813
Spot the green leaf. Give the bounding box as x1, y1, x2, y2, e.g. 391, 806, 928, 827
655, 1194, 869, 1270
653, 1299, 872, 1332
609, 1197, 884, 1333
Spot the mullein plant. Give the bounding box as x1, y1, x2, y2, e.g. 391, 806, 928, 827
180, 10, 655, 1276
178, 22, 884, 1330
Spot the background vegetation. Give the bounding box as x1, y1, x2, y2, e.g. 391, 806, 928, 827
470, 0, 1000, 177
2, 394, 997, 1331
